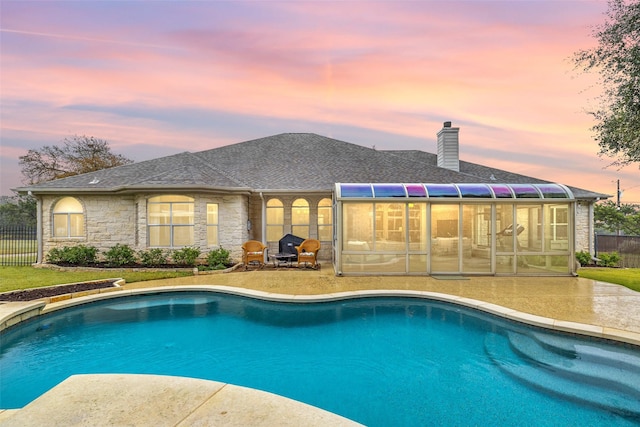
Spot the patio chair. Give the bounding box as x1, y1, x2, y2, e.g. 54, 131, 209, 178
296, 239, 321, 269
242, 240, 267, 270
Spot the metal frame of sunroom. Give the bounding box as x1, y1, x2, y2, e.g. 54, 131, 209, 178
333, 183, 576, 276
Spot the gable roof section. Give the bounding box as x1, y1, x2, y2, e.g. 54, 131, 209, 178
16, 133, 608, 199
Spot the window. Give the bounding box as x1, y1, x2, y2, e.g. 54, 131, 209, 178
291, 198, 309, 238
52, 197, 84, 237
266, 198, 284, 242
207, 203, 219, 246
318, 198, 333, 241
147, 195, 194, 247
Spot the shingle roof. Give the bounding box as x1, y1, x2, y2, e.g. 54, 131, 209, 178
17, 133, 607, 199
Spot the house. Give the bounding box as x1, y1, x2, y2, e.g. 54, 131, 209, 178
16, 122, 607, 276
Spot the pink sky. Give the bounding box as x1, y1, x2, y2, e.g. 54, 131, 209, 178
1, 1, 639, 203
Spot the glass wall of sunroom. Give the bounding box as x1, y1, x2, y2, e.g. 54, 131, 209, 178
334, 183, 575, 276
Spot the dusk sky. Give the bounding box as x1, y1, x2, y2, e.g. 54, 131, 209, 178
2, 0, 639, 203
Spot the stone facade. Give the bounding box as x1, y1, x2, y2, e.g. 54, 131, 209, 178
575, 201, 595, 254
40, 193, 250, 264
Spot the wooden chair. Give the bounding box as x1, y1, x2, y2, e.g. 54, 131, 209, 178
296, 239, 321, 269
242, 240, 267, 270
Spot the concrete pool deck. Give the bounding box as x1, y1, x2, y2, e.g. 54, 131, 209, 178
1, 267, 639, 426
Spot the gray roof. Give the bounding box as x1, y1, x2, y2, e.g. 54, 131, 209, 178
17, 133, 607, 199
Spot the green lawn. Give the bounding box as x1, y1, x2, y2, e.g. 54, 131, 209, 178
0, 266, 193, 293
577, 267, 640, 292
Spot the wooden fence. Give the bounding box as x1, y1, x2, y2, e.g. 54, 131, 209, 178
595, 234, 640, 268
0, 226, 37, 266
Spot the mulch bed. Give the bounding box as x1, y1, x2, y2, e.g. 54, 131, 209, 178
0, 280, 118, 302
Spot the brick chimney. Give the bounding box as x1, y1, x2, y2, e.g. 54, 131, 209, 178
437, 121, 460, 172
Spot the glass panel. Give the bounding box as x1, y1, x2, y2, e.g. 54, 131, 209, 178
53, 214, 68, 237
341, 254, 405, 273
266, 198, 284, 242
267, 225, 284, 242
457, 184, 492, 198
69, 213, 84, 237
405, 184, 427, 197
292, 225, 309, 239
426, 184, 459, 198
318, 225, 332, 241
408, 254, 427, 273
489, 184, 513, 198
496, 255, 515, 273
375, 203, 405, 251
340, 184, 373, 198
511, 184, 541, 199
53, 197, 83, 213
172, 204, 194, 225
207, 204, 218, 224
292, 198, 309, 229
207, 226, 218, 246
496, 204, 515, 252
431, 204, 460, 272
149, 195, 193, 203
318, 198, 333, 241
545, 204, 569, 251
149, 226, 170, 247
408, 203, 427, 251
517, 205, 542, 252
148, 203, 170, 225
536, 184, 570, 199
173, 226, 194, 246
373, 184, 406, 198
462, 204, 491, 273
342, 203, 373, 251
518, 255, 570, 274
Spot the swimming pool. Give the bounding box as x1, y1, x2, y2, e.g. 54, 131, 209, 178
1, 291, 639, 426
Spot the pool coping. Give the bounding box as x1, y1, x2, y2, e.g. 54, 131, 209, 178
2, 284, 638, 346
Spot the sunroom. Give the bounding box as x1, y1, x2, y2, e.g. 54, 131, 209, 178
334, 183, 576, 276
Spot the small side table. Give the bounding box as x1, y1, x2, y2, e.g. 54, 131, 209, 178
269, 253, 296, 267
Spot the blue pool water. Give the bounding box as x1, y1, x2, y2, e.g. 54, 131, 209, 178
1, 292, 639, 426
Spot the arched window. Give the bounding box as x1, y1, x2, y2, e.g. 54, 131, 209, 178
292, 198, 309, 238
52, 197, 85, 237
317, 198, 333, 241
266, 198, 284, 242
147, 195, 194, 247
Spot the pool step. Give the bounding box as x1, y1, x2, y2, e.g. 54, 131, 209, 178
484, 332, 640, 419
530, 331, 640, 373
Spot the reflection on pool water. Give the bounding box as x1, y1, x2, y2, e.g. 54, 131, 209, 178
1, 292, 639, 427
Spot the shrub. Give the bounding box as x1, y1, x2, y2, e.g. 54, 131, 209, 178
598, 252, 620, 268
207, 246, 231, 270
575, 251, 592, 267
104, 244, 137, 266
46, 245, 98, 265
138, 248, 168, 266
171, 246, 201, 267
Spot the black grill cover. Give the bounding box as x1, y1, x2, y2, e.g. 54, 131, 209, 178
278, 234, 305, 260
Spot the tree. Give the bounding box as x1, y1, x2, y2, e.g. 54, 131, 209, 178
573, 0, 640, 167
0, 194, 37, 227
19, 135, 133, 185
594, 200, 640, 235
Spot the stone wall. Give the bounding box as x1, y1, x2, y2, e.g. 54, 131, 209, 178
575, 201, 594, 254
41, 193, 250, 264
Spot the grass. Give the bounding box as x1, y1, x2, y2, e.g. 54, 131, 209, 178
577, 267, 640, 292
0, 266, 193, 293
